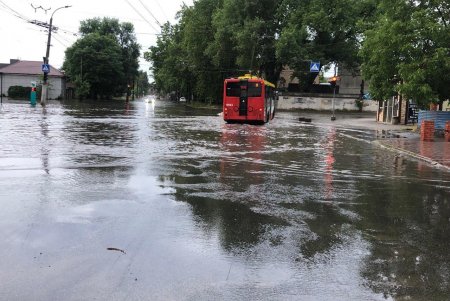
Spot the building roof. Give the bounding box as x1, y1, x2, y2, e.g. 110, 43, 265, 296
0, 60, 64, 77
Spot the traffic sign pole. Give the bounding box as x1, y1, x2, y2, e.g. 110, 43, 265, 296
328, 76, 339, 121
331, 86, 336, 121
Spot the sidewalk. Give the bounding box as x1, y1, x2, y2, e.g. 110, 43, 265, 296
299, 112, 450, 171
376, 137, 450, 170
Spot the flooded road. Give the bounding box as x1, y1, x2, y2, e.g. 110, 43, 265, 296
0, 100, 449, 301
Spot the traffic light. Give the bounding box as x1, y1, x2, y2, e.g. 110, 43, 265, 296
328, 76, 339, 86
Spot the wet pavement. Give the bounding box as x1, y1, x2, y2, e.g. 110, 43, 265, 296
298, 112, 450, 170
0, 99, 449, 301
377, 138, 450, 170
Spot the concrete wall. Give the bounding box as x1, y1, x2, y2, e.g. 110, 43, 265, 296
0, 74, 63, 99
277, 94, 378, 112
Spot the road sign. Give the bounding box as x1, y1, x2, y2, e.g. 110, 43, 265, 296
310, 61, 320, 73
42, 64, 50, 73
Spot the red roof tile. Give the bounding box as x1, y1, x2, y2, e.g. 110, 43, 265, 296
0, 60, 64, 77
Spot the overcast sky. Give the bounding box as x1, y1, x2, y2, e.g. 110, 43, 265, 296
0, 0, 192, 71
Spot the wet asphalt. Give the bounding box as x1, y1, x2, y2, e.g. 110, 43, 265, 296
0, 99, 449, 301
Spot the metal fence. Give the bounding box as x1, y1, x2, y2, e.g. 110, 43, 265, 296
418, 111, 450, 129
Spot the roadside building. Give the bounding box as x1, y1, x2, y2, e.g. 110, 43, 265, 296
0, 59, 65, 99
338, 68, 369, 96
276, 65, 377, 112
376, 95, 409, 125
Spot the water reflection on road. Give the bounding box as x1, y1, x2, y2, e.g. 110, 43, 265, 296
0, 99, 449, 300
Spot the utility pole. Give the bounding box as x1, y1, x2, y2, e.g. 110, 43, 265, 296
40, 5, 71, 106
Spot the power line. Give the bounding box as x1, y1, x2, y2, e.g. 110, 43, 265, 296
54, 32, 76, 44
136, 0, 161, 27
0, 0, 32, 22
55, 26, 79, 37
52, 34, 69, 47
123, 0, 159, 32
152, 0, 169, 21
29, 19, 56, 31
0, 1, 73, 37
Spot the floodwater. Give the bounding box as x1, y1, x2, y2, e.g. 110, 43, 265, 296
0, 99, 449, 301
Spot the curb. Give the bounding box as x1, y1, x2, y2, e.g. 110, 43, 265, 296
373, 140, 450, 172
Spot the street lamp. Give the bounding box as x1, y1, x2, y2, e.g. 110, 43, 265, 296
40, 5, 71, 106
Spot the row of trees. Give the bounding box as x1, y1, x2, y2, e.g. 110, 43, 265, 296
145, 0, 449, 107
361, 0, 449, 106
63, 18, 150, 100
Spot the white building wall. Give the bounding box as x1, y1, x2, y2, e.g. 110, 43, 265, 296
0, 74, 63, 99
277, 95, 378, 112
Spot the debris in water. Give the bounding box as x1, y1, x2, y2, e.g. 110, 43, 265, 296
299, 117, 312, 122
107, 247, 126, 254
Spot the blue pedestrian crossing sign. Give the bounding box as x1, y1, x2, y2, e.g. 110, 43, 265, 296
42, 64, 50, 73
310, 61, 320, 73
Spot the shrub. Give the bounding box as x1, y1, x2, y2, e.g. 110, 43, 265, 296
7, 85, 41, 100
8, 86, 31, 99
355, 98, 364, 112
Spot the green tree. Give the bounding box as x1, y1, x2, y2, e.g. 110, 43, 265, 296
182, 0, 223, 102
208, 0, 283, 83
145, 0, 284, 101
144, 0, 378, 100
63, 33, 124, 99
80, 18, 141, 95
73, 78, 90, 100
276, 0, 375, 91
63, 18, 140, 100
360, 0, 450, 107
135, 71, 151, 97
145, 22, 192, 100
